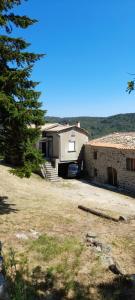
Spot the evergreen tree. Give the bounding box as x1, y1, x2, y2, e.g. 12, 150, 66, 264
0, 0, 45, 177
127, 81, 134, 93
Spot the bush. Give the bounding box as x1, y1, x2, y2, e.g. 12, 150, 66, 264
10, 145, 44, 178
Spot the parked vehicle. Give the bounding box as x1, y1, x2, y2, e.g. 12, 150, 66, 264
67, 163, 80, 178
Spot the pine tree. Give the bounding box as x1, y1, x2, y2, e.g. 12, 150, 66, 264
0, 0, 45, 177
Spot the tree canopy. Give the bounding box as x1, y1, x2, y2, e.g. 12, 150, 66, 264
0, 0, 45, 177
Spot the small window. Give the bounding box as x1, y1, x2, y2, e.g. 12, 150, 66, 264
94, 168, 97, 177
93, 151, 97, 160
71, 131, 75, 137
68, 141, 75, 152
126, 158, 135, 171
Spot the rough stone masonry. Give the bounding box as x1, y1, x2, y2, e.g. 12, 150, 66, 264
84, 132, 135, 194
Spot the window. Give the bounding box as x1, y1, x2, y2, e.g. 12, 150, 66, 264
71, 131, 75, 137
94, 168, 97, 177
126, 158, 135, 171
68, 141, 75, 152
93, 151, 97, 160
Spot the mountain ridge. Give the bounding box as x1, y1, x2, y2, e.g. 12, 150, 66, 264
46, 113, 135, 139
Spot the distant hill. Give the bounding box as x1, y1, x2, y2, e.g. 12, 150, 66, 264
46, 113, 135, 139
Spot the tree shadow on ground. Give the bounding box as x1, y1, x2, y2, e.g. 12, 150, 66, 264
7, 264, 135, 300
98, 275, 135, 300
7, 266, 91, 300
0, 196, 18, 215
77, 178, 135, 199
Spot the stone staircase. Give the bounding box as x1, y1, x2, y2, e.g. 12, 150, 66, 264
41, 161, 60, 182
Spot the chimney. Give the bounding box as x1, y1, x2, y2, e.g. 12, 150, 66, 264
76, 121, 80, 128
64, 122, 69, 126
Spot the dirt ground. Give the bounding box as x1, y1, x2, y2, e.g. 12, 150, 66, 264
1, 163, 135, 298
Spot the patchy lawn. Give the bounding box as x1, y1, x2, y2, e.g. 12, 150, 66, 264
1, 163, 135, 299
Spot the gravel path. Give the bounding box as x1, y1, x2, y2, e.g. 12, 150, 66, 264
0, 164, 135, 218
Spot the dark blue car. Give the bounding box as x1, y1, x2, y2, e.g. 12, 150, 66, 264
67, 163, 80, 178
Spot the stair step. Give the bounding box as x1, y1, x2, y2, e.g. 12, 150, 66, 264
45, 167, 57, 170
46, 171, 57, 173
42, 162, 59, 181
47, 176, 58, 178
46, 172, 58, 175
49, 178, 60, 182
47, 176, 59, 179
47, 177, 59, 179
47, 172, 57, 175
46, 169, 57, 172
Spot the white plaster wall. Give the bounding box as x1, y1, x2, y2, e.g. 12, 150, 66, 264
59, 129, 88, 161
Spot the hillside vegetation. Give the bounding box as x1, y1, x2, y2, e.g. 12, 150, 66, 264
46, 113, 135, 139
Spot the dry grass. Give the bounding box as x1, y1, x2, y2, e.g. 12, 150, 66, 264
0, 163, 135, 299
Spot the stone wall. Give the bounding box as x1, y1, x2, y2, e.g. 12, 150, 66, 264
85, 144, 135, 193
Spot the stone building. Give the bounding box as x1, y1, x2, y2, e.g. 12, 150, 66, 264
38, 122, 89, 180
85, 132, 135, 193
39, 122, 88, 163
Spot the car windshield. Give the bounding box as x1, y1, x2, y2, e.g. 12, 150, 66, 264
69, 165, 78, 171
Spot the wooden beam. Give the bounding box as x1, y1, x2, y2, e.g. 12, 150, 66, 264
78, 205, 119, 222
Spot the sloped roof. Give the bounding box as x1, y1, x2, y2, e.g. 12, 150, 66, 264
40, 123, 59, 131
87, 132, 135, 150
41, 123, 73, 132
29, 123, 63, 131
41, 123, 89, 136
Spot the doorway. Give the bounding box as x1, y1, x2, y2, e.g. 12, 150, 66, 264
42, 142, 47, 156
47, 138, 53, 158
107, 167, 117, 186
41, 137, 53, 158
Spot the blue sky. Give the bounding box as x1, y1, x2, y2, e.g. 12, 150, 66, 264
9, 0, 135, 116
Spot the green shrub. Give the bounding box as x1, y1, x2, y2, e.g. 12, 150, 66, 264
30, 234, 83, 261
10, 146, 44, 178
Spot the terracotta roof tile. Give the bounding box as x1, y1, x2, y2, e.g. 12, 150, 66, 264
87, 132, 135, 150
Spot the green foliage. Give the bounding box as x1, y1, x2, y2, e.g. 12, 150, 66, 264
30, 234, 83, 261
11, 145, 44, 178
4, 246, 134, 300
127, 81, 134, 93
0, 0, 46, 176
5, 248, 36, 300
0, 1, 24, 12
4, 247, 90, 300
